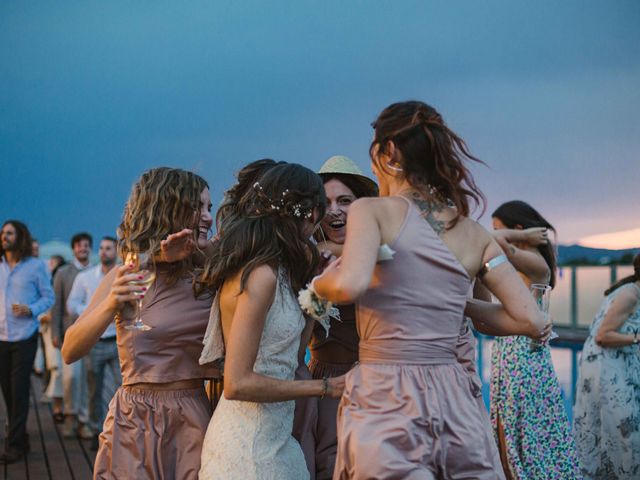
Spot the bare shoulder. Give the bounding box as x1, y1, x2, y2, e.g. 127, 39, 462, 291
349, 196, 380, 212
245, 264, 277, 290
221, 265, 277, 315
455, 218, 493, 246
351, 196, 407, 218
613, 284, 640, 309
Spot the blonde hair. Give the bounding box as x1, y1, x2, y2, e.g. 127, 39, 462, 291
118, 167, 208, 284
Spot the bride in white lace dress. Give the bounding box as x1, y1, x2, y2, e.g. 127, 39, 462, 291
198, 162, 344, 480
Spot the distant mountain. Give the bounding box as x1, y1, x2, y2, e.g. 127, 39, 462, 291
558, 244, 639, 265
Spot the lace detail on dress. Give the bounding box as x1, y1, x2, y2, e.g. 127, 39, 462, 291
199, 268, 310, 480
199, 290, 225, 366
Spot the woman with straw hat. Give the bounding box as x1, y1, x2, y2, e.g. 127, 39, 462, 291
292, 155, 378, 480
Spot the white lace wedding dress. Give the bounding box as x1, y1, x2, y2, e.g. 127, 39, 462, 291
198, 269, 310, 480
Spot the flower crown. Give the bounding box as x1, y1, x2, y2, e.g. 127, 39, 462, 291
252, 181, 314, 219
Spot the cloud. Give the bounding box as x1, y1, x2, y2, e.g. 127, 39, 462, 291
578, 228, 640, 250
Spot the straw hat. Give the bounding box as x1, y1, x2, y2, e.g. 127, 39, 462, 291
318, 155, 378, 195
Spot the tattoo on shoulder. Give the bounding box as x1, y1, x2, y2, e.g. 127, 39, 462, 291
409, 192, 446, 236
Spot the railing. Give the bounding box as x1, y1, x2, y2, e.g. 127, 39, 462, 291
475, 264, 634, 421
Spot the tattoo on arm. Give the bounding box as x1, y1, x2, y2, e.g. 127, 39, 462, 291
409, 192, 446, 236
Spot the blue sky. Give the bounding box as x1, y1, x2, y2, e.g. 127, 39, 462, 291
1, 0, 639, 245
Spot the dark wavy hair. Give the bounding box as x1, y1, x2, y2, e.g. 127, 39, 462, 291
370, 101, 486, 226
492, 200, 558, 288
1, 220, 33, 262
216, 159, 286, 230
604, 254, 640, 296
118, 167, 209, 285
200, 162, 327, 294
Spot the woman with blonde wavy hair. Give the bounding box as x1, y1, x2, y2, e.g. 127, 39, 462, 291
62, 167, 219, 479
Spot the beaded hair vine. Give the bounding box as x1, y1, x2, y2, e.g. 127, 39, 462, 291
252, 181, 313, 219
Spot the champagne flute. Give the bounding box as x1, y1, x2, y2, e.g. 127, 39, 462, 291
124, 252, 155, 331
530, 283, 556, 350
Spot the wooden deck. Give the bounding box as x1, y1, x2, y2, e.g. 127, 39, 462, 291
1, 376, 96, 480
1, 374, 223, 480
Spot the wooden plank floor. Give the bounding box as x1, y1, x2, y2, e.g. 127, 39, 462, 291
1, 376, 96, 480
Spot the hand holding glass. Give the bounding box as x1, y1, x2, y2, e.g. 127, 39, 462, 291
530, 283, 557, 350
124, 252, 155, 331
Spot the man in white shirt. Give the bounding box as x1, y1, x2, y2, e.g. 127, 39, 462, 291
67, 236, 120, 449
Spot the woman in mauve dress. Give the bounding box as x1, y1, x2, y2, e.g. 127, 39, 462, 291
62, 167, 219, 479
313, 100, 548, 479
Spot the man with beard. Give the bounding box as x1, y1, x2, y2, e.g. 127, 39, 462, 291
0, 220, 54, 464
67, 236, 121, 449
52, 232, 93, 438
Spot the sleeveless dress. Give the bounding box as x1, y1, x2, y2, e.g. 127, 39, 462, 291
490, 310, 582, 476
334, 197, 504, 479
93, 270, 219, 480
573, 283, 640, 479
199, 268, 310, 480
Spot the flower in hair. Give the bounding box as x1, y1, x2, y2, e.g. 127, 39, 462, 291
253, 181, 313, 219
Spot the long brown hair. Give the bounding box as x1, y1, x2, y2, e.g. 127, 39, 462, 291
493, 200, 558, 289
604, 254, 640, 296
0, 220, 33, 262
370, 101, 486, 225
118, 167, 208, 285
200, 162, 326, 294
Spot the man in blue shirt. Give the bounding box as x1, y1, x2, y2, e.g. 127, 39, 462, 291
0, 220, 54, 464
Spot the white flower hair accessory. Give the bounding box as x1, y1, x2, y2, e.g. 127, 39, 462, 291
252, 182, 313, 218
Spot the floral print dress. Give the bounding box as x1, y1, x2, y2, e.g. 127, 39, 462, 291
573, 283, 640, 480
490, 334, 582, 479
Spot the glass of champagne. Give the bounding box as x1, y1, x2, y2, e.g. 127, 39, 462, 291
124, 252, 155, 331
530, 283, 556, 350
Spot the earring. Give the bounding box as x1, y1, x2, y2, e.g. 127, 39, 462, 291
386, 161, 403, 172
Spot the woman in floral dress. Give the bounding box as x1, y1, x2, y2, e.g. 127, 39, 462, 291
489, 200, 582, 479
573, 254, 640, 480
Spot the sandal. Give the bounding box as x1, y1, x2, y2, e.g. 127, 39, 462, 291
53, 412, 64, 424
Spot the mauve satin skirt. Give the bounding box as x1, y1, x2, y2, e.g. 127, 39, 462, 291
333, 363, 504, 480
93, 385, 212, 480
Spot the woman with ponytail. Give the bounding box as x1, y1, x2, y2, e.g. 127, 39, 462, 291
573, 254, 640, 479
312, 101, 549, 478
